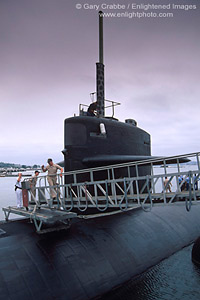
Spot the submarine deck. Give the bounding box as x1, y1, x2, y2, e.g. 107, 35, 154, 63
1, 204, 200, 299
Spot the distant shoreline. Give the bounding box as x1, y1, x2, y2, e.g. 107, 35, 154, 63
0, 174, 32, 178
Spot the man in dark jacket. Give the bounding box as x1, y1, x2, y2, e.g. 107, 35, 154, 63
87, 101, 97, 116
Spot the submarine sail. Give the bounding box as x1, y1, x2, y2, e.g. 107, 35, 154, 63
63, 11, 151, 181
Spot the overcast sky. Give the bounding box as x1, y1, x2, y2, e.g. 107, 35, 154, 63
0, 0, 199, 165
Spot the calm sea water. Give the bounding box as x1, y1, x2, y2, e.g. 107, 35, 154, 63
0, 167, 200, 299
102, 244, 200, 300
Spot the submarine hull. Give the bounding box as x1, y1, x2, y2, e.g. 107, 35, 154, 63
1, 204, 200, 299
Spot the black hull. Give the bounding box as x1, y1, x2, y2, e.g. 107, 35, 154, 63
1, 205, 200, 299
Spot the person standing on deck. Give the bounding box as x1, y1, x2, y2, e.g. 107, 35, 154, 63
41, 159, 63, 200
15, 173, 23, 208
194, 174, 199, 190
186, 176, 190, 191
29, 170, 40, 201
164, 177, 172, 193
178, 175, 184, 191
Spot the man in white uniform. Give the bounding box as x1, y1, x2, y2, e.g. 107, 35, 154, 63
42, 159, 63, 199
15, 173, 23, 208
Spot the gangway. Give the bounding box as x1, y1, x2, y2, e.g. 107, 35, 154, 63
2, 206, 77, 233
2, 152, 200, 231
25, 151, 200, 212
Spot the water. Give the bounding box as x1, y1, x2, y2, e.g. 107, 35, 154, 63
102, 244, 200, 300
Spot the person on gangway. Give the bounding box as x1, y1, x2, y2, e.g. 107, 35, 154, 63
41, 158, 63, 201
164, 177, 172, 193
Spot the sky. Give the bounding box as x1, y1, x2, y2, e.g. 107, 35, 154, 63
0, 0, 199, 166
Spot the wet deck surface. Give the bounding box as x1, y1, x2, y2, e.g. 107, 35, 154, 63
1, 205, 200, 299
0, 218, 87, 299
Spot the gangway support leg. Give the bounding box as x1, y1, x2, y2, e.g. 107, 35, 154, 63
3, 209, 10, 222
4, 211, 10, 221
32, 218, 43, 232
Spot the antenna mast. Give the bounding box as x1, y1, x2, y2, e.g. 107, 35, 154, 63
96, 11, 105, 117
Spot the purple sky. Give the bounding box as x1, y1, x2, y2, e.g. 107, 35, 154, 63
0, 0, 199, 165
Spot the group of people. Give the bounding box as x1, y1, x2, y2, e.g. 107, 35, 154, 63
15, 158, 63, 209
163, 175, 199, 194
178, 174, 199, 191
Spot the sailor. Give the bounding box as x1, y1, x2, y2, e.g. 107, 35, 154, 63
87, 101, 97, 116
29, 170, 40, 201
41, 159, 63, 200
194, 174, 199, 190
15, 173, 23, 208
186, 176, 190, 191
178, 175, 184, 191
164, 177, 172, 192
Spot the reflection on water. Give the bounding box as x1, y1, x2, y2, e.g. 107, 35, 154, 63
102, 244, 200, 300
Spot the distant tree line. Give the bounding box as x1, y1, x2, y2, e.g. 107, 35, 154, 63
0, 162, 40, 169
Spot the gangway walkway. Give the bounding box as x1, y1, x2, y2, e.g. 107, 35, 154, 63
2, 152, 200, 231
33, 151, 200, 212
2, 206, 77, 233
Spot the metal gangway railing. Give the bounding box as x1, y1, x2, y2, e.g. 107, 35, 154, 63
24, 152, 200, 214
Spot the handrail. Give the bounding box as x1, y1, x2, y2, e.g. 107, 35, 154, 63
25, 152, 200, 188
79, 99, 121, 118
22, 152, 200, 185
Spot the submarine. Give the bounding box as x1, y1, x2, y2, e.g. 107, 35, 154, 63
1, 11, 200, 300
